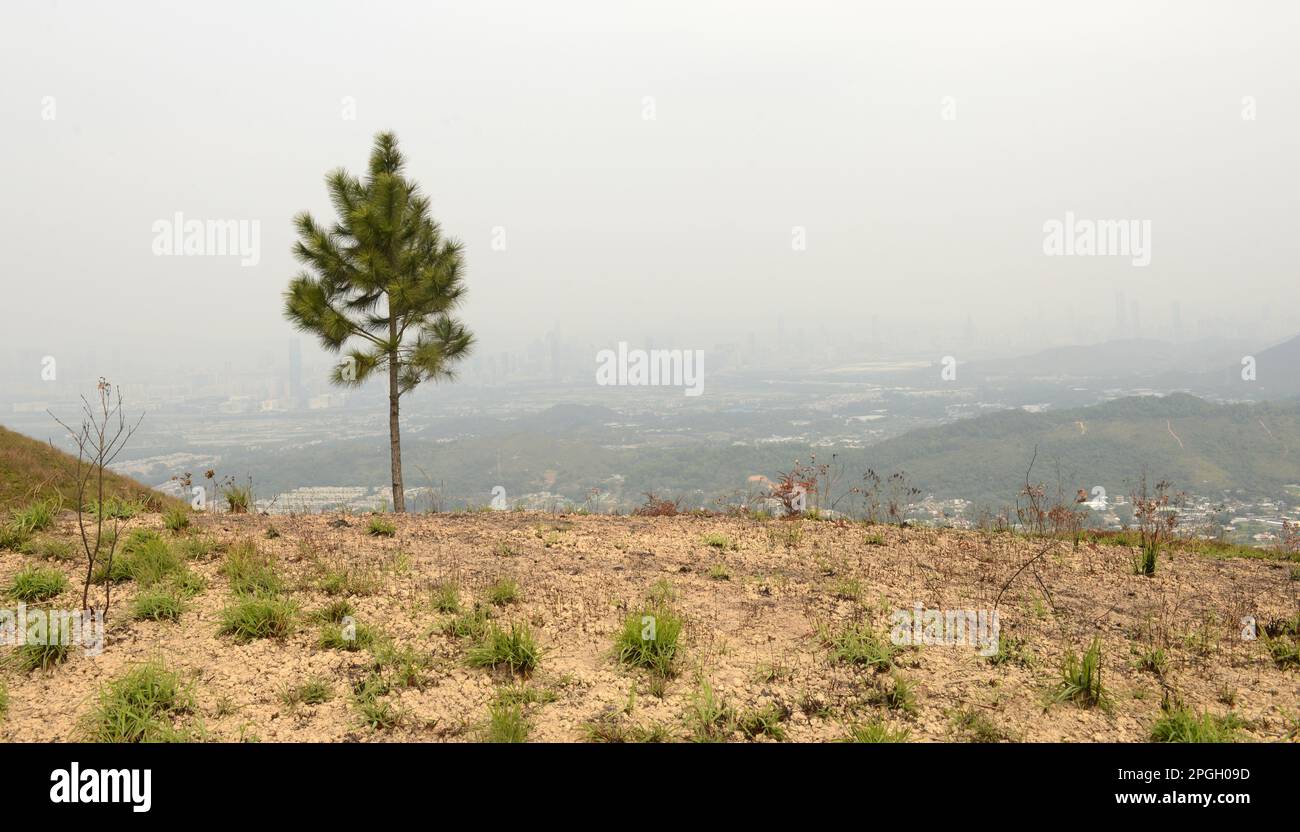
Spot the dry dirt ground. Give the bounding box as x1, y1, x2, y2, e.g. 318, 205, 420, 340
1, 511, 1297, 742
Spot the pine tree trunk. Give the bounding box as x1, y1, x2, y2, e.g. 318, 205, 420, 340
388, 347, 405, 513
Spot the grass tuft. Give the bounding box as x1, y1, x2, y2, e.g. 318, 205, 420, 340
1151, 706, 1243, 743
162, 506, 191, 532
16, 642, 70, 672
12, 499, 60, 534
467, 621, 541, 674
317, 618, 377, 651
7, 565, 69, 602
486, 577, 521, 606
279, 676, 333, 707
1053, 637, 1108, 709
702, 533, 734, 550
687, 680, 735, 743
483, 701, 530, 742
130, 587, 186, 622
823, 621, 897, 671
431, 582, 460, 613
218, 596, 297, 642
84, 660, 195, 743
614, 605, 682, 677
219, 539, 281, 596
844, 719, 910, 743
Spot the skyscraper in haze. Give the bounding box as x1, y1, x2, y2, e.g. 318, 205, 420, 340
288, 338, 303, 408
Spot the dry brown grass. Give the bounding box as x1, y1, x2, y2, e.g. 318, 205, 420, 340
1, 510, 1295, 742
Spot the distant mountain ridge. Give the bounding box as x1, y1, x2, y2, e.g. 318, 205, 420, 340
856, 392, 1300, 507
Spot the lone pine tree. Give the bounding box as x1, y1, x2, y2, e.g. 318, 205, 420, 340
284, 132, 473, 512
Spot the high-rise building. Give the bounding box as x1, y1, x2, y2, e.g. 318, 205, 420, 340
288, 338, 303, 408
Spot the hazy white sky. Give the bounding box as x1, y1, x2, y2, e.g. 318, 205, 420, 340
2, 0, 1297, 382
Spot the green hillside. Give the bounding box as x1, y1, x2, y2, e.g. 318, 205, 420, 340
0, 425, 173, 512
857, 393, 1300, 507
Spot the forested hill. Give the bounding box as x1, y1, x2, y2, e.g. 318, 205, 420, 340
857, 393, 1300, 506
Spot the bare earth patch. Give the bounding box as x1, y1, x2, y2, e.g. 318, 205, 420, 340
1, 511, 1296, 742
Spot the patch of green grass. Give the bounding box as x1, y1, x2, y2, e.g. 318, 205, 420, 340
844, 719, 910, 743
373, 642, 431, 689
863, 533, 886, 546
169, 570, 207, 598
702, 533, 734, 550
1136, 646, 1169, 676
120, 533, 186, 588
443, 604, 492, 639
176, 536, 219, 561
875, 674, 917, 715
86, 496, 145, 520
1134, 539, 1159, 576
311, 599, 355, 623
218, 596, 297, 642
707, 563, 731, 581
987, 634, 1036, 668
366, 516, 396, 537
491, 539, 520, 557
1150, 706, 1244, 743
219, 539, 281, 596
0, 523, 32, 551
23, 537, 75, 561
11, 499, 60, 534
222, 484, 253, 514
88, 535, 142, 587
832, 577, 863, 600
1054, 637, 1108, 709
162, 506, 190, 532
351, 673, 399, 730
823, 621, 898, 671
83, 660, 195, 743
279, 676, 333, 707
646, 579, 676, 606
0, 680, 7, 719
494, 684, 558, 707
467, 621, 541, 674
1263, 634, 1299, 669
1258, 615, 1299, 670
130, 587, 185, 622
485, 577, 521, 606
16, 642, 70, 672
7, 565, 68, 602
687, 680, 735, 743
614, 606, 682, 677
950, 706, 1004, 742
317, 563, 380, 597
318, 618, 376, 651
483, 701, 530, 742
737, 702, 790, 741
431, 582, 460, 613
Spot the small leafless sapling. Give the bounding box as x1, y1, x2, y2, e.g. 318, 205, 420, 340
49, 378, 143, 621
